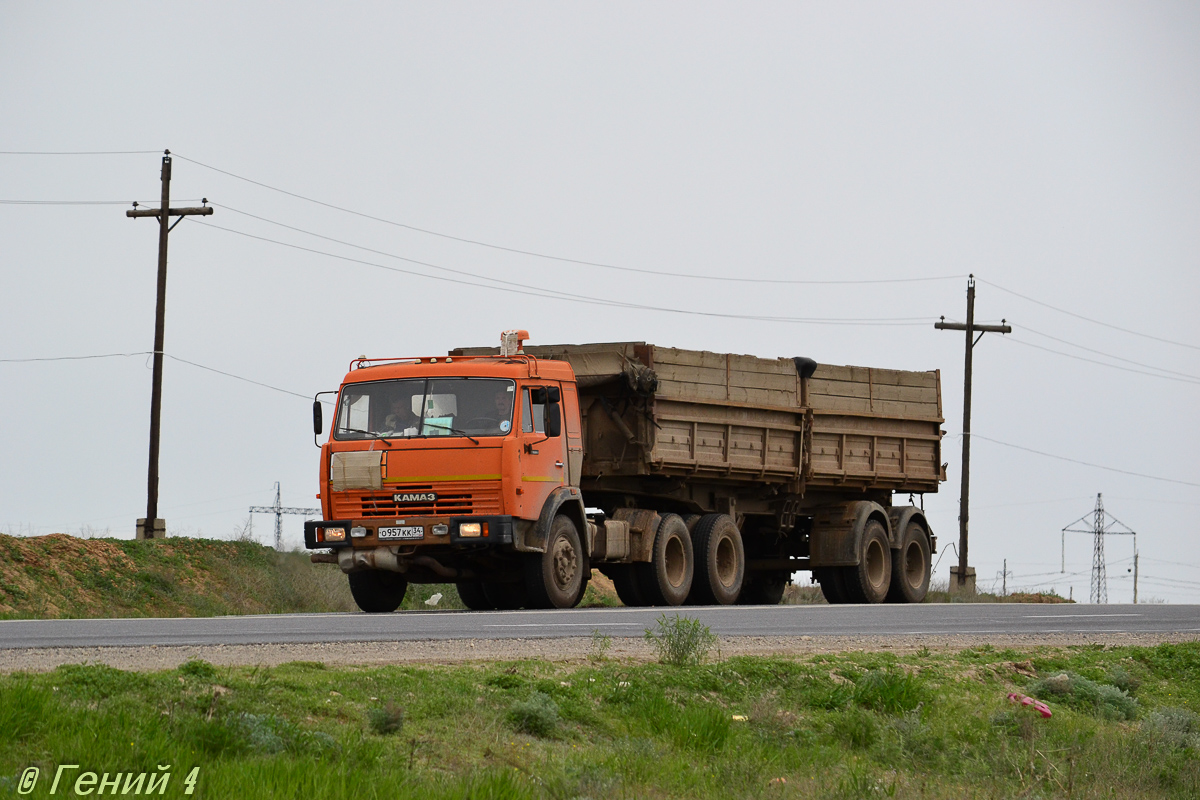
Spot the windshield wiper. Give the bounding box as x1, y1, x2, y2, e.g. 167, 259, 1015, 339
420, 422, 479, 445
339, 428, 393, 447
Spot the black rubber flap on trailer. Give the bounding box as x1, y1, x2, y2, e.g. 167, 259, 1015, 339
792, 357, 818, 379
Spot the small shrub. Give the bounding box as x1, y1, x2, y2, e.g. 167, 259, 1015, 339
853, 669, 925, 715
179, 659, 218, 680
589, 629, 612, 662
368, 702, 405, 735
831, 707, 878, 749
1029, 671, 1138, 721
506, 691, 559, 737
644, 614, 717, 667
1142, 707, 1200, 750
226, 712, 294, 754
1106, 665, 1141, 695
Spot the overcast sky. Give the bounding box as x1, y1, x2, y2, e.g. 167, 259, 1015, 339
2, 2, 1197, 603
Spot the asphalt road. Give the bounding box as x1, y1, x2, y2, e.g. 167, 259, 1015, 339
1, 604, 1196, 650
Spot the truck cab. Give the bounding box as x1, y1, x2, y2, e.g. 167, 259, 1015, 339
306, 333, 591, 612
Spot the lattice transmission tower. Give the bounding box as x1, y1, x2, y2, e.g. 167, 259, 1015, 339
1061, 493, 1136, 604
250, 482, 320, 551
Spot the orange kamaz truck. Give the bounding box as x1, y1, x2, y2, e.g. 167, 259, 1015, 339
306, 331, 944, 612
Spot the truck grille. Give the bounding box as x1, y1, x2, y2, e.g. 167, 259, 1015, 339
331, 482, 502, 519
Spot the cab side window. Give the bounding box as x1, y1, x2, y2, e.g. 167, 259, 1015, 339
521, 388, 545, 434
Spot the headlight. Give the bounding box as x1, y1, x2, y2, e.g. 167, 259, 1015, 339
323, 527, 346, 542
458, 522, 484, 537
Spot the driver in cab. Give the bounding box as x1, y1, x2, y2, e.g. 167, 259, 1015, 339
382, 395, 420, 436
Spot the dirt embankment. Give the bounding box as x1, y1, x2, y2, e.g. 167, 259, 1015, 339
0, 534, 355, 619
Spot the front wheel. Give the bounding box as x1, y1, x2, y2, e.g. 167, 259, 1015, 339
348, 570, 408, 613
524, 515, 587, 609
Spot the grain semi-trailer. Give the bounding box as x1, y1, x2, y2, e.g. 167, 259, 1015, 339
306, 331, 945, 612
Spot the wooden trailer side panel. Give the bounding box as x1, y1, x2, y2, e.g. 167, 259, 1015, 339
451, 341, 944, 494
806, 365, 942, 492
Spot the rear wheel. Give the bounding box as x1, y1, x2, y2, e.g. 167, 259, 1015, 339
348, 570, 408, 613
636, 513, 694, 606
886, 521, 931, 603
456, 581, 495, 610
687, 514, 744, 605
814, 567, 849, 604
841, 520, 892, 604
738, 572, 788, 605
524, 515, 587, 609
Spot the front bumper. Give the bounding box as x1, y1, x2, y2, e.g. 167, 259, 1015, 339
304, 516, 514, 549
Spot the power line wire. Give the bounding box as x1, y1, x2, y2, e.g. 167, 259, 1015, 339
194, 219, 933, 326
1001, 336, 1200, 385
0, 199, 204, 206
979, 278, 1200, 352
0, 351, 152, 363
971, 433, 1200, 488
1019, 325, 1200, 382
214, 203, 936, 325
175, 152, 963, 287
0, 150, 161, 155
162, 355, 312, 400
0, 350, 318, 403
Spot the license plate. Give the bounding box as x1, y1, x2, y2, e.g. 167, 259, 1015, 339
377, 526, 424, 540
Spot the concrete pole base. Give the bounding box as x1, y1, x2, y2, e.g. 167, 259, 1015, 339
136, 518, 167, 540
949, 566, 976, 597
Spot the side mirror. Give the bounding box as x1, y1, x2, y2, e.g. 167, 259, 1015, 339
546, 386, 561, 403
313, 401, 323, 436
545, 400, 561, 438
530, 387, 547, 404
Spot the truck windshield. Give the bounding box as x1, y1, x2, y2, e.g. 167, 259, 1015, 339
333, 378, 516, 441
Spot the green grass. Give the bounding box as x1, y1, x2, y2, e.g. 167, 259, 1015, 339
1, 643, 1197, 798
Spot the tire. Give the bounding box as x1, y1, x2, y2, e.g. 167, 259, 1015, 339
738, 572, 788, 605
635, 513, 694, 606
609, 564, 648, 607
348, 570, 408, 613
886, 520, 931, 603
814, 567, 850, 604
841, 519, 892, 604
524, 515, 587, 609
687, 514, 744, 605
483, 580, 527, 610
456, 581, 495, 610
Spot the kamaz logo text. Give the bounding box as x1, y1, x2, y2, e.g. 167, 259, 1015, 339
393, 492, 437, 504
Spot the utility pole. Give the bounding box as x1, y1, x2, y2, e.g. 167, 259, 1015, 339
1132, 551, 1139, 604
250, 482, 320, 552
1002, 558, 1008, 597
935, 275, 1011, 595
1061, 493, 1136, 604
126, 150, 212, 540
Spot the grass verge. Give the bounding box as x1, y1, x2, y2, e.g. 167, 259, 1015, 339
0, 643, 1196, 798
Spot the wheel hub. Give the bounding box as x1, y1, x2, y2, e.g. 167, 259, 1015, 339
552, 537, 577, 589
